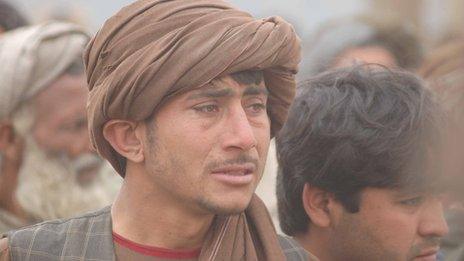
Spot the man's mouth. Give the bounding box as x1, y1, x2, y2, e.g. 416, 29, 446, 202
414, 248, 439, 261
210, 163, 256, 186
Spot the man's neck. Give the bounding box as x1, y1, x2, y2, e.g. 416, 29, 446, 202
295, 229, 331, 261
111, 171, 215, 250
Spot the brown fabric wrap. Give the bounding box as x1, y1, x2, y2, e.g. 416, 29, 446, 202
83, 0, 300, 176
199, 195, 285, 260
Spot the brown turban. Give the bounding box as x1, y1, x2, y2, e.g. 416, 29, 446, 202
84, 0, 300, 176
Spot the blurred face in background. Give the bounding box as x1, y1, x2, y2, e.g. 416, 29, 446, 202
418, 40, 464, 258
12, 73, 118, 221
332, 45, 398, 69
419, 41, 464, 204
33, 74, 90, 159
32, 73, 100, 184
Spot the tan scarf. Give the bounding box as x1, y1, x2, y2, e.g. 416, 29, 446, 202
200, 195, 285, 260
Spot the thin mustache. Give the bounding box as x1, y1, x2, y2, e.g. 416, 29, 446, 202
206, 154, 259, 170
412, 237, 442, 256
422, 237, 441, 247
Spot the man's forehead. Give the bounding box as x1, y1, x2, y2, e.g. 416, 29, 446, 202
35, 75, 87, 106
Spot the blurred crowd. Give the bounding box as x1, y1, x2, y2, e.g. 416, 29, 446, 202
0, 0, 463, 260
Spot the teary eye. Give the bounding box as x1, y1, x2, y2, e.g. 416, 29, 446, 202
193, 104, 219, 113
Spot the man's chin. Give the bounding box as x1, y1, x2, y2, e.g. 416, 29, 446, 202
209, 206, 247, 216
199, 197, 252, 215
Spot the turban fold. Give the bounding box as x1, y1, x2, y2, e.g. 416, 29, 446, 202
0, 22, 89, 119
84, 0, 301, 176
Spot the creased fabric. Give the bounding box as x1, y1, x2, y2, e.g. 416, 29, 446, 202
3, 197, 294, 261
0, 21, 89, 120
200, 195, 286, 260
84, 0, 301, 176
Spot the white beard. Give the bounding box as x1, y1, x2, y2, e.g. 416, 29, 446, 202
15, 136, 122, 221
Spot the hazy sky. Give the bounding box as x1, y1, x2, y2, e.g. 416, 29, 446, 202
11, 0, 366, 38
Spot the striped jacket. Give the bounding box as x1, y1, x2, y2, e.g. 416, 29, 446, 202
2, 206, 312, 261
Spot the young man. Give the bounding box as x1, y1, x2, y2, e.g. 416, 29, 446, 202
277, 65, 449, 261
0, 0, 302, 260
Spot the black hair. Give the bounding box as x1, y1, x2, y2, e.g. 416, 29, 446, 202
276, 65, 444, 236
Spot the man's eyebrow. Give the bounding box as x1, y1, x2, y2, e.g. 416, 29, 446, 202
186, 88, 234, 100
393, 186, 428, 198
243, 85, 268, 96
186, 85, 268, 100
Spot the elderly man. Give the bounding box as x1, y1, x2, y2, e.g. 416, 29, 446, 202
0, 22, 120, 233
276, 66, 449, 261
0, 0, 302, 260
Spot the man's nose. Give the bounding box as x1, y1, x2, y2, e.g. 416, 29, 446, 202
418, 198, 449, 238
221, 107, 257, 151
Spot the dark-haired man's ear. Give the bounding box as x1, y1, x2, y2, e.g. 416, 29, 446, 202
302, 183, 332, 228
103, 120, 145, 163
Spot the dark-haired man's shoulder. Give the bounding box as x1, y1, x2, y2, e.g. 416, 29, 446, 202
278, 234, 319, 261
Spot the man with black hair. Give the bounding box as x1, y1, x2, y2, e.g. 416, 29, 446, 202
277, 65, 449, 261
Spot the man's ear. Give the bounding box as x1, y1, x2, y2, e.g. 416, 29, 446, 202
302, 183, 336, 228
102, 120, 145, 163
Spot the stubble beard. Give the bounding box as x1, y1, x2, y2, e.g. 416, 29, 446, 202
330, 212, 402, 261
333, 212, 442, 261
199, 155, 261, 215
196, 195, 249, 216
406, 237, 442, 261
145, 124, 258, 216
